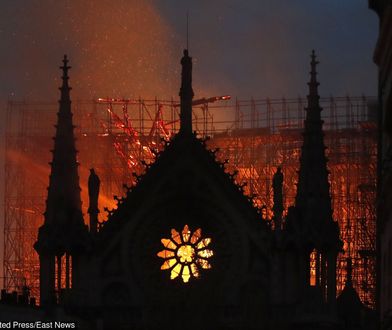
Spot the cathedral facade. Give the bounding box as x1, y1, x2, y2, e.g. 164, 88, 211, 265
34, 50, 348, 330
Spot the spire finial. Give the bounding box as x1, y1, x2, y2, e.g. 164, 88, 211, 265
305, 50, 321, 121
310, 49, 319, 84
179, 49, 194, 134
59, 54, 72, 102
186, 12, 190, 51
60, 54, 71, 81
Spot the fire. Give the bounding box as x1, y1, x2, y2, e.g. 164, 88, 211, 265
4, 96, 376, 307
158, 225, 213, 283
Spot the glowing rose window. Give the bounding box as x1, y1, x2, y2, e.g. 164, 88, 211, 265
157, 225, 213, 283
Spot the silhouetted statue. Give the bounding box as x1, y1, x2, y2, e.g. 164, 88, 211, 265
272, 167, 284, 230
346, 257, 353, 287
88, 168, 100, 234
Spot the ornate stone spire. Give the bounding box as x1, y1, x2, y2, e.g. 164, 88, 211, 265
35, 55, 87, 258
179, 49, 194, 135
291, 52, 341, 308
295, 50, 334, 229
35, 55, 87, 306
43, 55, 84, 229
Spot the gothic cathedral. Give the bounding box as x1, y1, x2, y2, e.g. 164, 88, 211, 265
35, 50, 353, 330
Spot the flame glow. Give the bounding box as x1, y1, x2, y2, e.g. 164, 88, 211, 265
157, 225, 213, 283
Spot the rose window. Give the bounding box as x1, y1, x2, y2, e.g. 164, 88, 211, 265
157, 225, 213, 283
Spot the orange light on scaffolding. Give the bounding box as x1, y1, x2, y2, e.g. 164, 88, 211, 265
218, 95, 231, 101
4, 96, 376, 307
171, 95, 232, 107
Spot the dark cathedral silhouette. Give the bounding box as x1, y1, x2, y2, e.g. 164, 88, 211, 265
32, 50, 372, 330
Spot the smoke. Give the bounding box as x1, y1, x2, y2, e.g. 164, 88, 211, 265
0, 0, 377, 103
0, 0, 179, 101
6, 148, 117, 220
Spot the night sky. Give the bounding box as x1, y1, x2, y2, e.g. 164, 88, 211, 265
0, 0, 378, 103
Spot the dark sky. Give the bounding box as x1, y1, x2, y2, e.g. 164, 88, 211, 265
0, 0, 379, 102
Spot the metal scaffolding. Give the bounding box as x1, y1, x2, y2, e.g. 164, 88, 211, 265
3, 95, 377, 307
